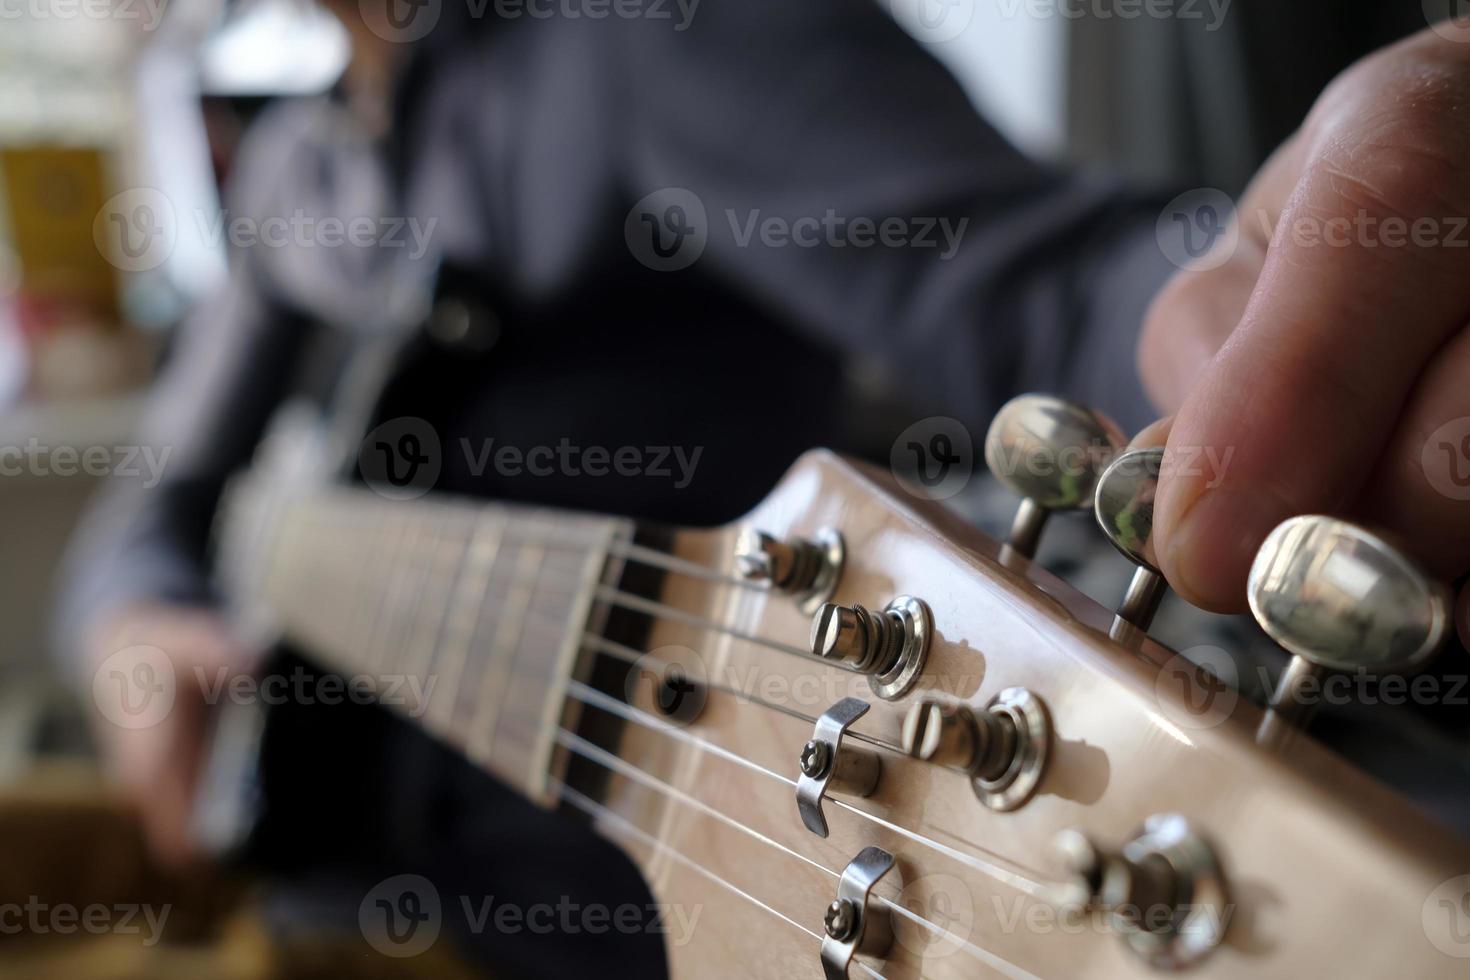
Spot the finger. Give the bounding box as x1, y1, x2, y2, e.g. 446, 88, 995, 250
1137, 135, 1304, 414
1154, 38, 1470, 611
1129, 415, 1174, 450
1356, 322, 1470, 580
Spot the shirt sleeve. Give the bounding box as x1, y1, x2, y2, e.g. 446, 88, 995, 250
615, 0, 1176, 433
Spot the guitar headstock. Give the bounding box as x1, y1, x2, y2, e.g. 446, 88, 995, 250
592, 402, 1469, 979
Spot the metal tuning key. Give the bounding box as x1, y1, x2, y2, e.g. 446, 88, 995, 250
796, 698, 882, 838
901, 690, 1051, 811
1248, 516, 1451, 739
1094, 447, 1169, 631
984, 394, 1125, 559
1053, 815, 1230, 970
819, 847, 896, 980
810, 596, 932, 701
735, 527, 844, 613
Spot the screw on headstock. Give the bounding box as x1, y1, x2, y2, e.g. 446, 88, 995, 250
984, 394, 1125, 559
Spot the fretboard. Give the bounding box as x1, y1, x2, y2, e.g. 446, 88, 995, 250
226, 479, 634, 802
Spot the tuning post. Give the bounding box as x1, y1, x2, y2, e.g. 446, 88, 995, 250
1052, 814, 1230, 970
901, 689, 1051, 811
811, 596, 932, 701
984, 394, 1125, 559
1248, 515, 1451, 742
735, 527, 844, 613
795, 698, 882, 838
1094, 447, 1169, 631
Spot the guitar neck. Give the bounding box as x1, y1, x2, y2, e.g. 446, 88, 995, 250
234, 480, 636, 802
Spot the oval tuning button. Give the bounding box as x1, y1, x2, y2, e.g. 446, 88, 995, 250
984, 394, 1125, 558
1248, 515, 1451, 737
1094, 447, 1169, 631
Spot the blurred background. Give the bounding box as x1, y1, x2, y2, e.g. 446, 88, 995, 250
0, 0, 1102, 776
0, 0, 1443, 790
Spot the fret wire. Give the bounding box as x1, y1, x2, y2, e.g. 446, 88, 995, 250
431, 511, 507, 734
486, 543, 553, 768
553, 728, 1044, 980
468, 543, 545, 762
563, 679, 1053, 901
407, 511, 474, 687
365, 515, 420, 675
547, 782, 893, 979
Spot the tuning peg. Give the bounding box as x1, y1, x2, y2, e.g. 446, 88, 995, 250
1248, 516, 1451, 734
900, 690, 1051, 811
1094, 448, 1168, 630
1051, 815, 1229, 969
734, 527, 844, 613
984, 394, 1125, 558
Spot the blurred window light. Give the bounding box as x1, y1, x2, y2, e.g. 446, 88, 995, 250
198, 0, 350, 97
886, 0, 1067, 160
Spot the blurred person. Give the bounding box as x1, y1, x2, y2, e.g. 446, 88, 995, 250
40, 0, 1470, 974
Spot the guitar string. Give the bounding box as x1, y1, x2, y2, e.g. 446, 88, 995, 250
288, 505, 1060, 916
578, 631, 905, 756
549, 780, 889, 980
554, 726, 1048, 980
289, 537, 1056, 893
304, 508, 859, 672
563, 678, 1055, 901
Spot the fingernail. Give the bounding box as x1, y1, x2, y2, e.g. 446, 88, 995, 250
1165, 487, 1287, 612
